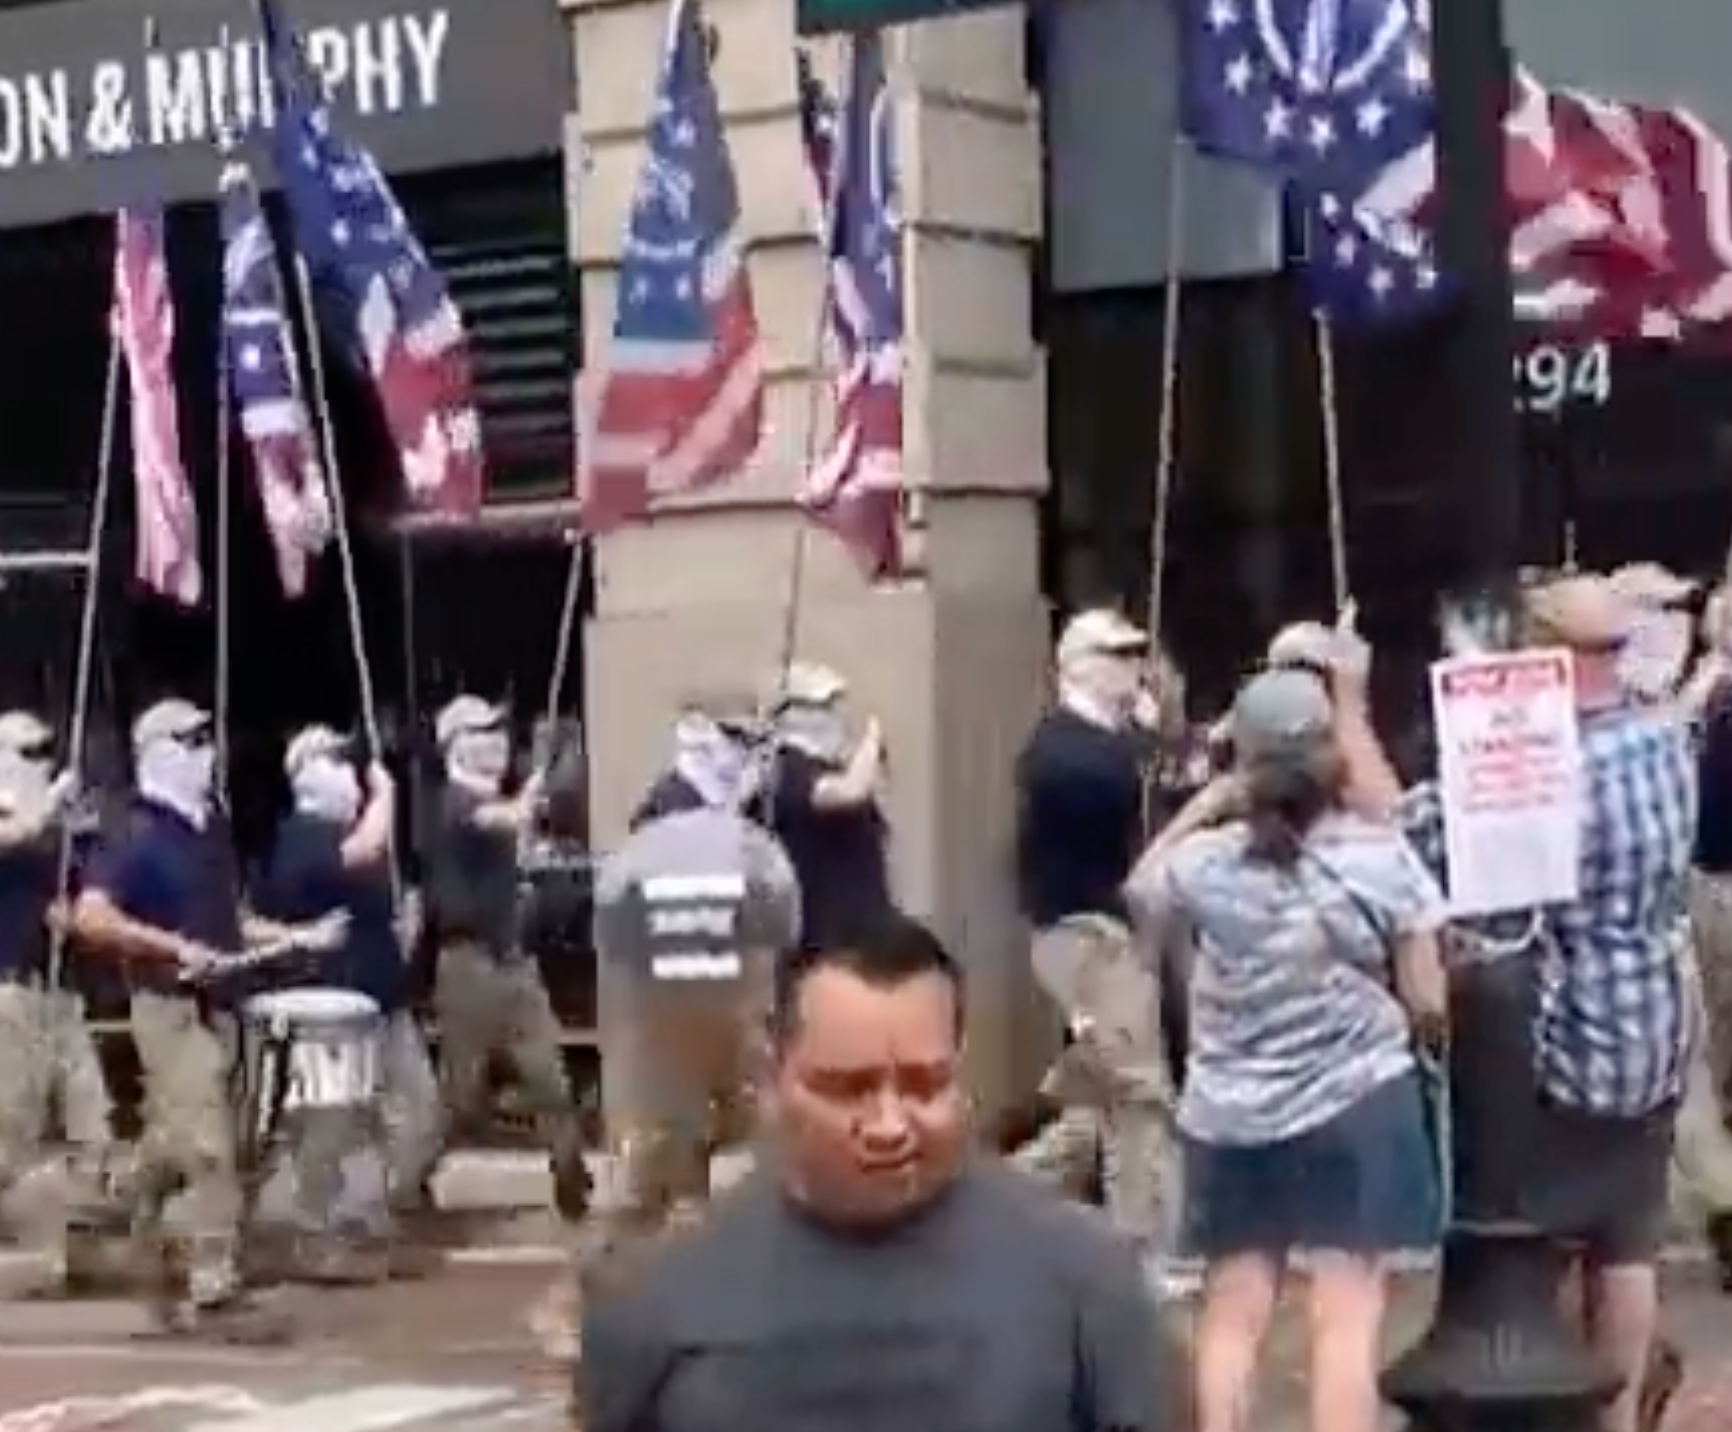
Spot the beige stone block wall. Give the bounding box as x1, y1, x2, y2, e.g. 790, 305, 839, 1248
563, 0, 1055, 1119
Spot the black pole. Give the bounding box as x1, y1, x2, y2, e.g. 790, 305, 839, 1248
1379, 6, 1625, 1430
1430, 0, 1523, 586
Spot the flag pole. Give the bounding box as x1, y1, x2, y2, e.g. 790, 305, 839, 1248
255, 0, 399, 906
213, 258, 235, 806
775, 40, 850, 698
1314, 315, 1350, 612
287, 246, 401, 913
44, 322, 123, 993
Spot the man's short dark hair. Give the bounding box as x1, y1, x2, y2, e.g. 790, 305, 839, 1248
770, 911, 966, 1048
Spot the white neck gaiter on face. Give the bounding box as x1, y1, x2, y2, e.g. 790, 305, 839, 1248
136, 737, 215, 829
293, 755, 362, 825
0, 751, 52, 818
446, 728, 511, 793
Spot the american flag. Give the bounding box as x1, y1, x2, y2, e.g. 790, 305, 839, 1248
796, 41, 904, 580
1183, 0, 1688, 334
578, 0, 763, 531
219, 153, 331, 598
261, 0, 483, 519
112, 210, 200, 606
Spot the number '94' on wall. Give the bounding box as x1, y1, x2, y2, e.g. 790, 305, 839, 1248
1513, 341, 1611, 413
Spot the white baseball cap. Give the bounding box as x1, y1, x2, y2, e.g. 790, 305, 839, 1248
1265, 620, 1338, 671
132, 698, 210, 750
435, 694, 506, 748
768, 662, 848, 711
1056, 609, 1149, 666
284, 724, 351, 777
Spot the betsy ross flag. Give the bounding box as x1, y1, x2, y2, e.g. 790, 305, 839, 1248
796, 41, 904, 580
260, 0, 483, 518
112, 210, 200, 606
219, 152, 331, 598
578, 0, 763, 530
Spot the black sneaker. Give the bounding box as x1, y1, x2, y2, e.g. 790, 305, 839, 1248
184, 1293, 296, 1346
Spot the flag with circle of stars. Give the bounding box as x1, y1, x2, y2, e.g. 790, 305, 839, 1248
796, 37, 904, 581
219, 152, 331, 598
1295, 188, 1449, 326
1181, 0, 1433, 185
578, 0, 764, 531
260, 0, 483, 520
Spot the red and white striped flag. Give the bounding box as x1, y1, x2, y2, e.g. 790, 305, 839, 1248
112, 210, 200, 607
1354, 64, 1732, 343
796, 43, 904, 580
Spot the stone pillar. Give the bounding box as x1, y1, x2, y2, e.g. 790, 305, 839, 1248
564, 0, 1049, 1122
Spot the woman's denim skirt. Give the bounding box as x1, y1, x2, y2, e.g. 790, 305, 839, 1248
1181, 1071, 1443, 1258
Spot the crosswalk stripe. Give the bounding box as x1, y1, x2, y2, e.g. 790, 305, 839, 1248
185, 1387, 514, 1432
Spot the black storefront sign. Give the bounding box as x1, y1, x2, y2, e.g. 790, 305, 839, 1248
0, 0, 573, 228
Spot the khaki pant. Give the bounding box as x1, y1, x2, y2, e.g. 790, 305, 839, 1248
1690, 871, 1732, 1101
433, 942, 576, 1193
1672, 937, 1732, 1215
287, 1011, 442, 1236
129, 991, 241, 1304
1010, 916, 1181, 1254
596, 952, 771, 1235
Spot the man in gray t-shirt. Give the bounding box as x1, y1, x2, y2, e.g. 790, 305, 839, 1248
577, 913, 1185, 1432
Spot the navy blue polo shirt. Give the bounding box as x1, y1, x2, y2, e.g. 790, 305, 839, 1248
1014, 707, 1149, 927
769, 748, 893, 952
0, 832, 57, 979
84, 801, 243, 999
253, 812, 403, 1011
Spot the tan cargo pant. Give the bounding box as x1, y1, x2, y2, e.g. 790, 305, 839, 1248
1009, 915, 1181, 1257
433, 942, 577, 1189
1690, 870, 1732, 1102
0, 980, 113, 1279
130, 991, 242, 1304
288, 1011, 443, 1236
1672, 934, 1732, 1217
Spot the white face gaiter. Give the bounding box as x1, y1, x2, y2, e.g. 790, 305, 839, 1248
136, 736, 216, 828
447, 728, 511, 791
293, 755, 363, 826
1620, 608, 1693, 704
0, 751, 53, 818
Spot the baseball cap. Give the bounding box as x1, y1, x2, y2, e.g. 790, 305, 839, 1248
1523, 573, 1633, 651
132, 698, 210, 750
435, 694, 506, 747
1229, 667, 1333, 762
1607, 562, 1697, 610
1265, 620, 1337, 672
1056, 609, 1149, 666
284, 724, 352, 777
768, 662, 848, 711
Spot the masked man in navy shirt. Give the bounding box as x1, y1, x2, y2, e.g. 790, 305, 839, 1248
0, 707, 107, 1294
71, 699, 339, 1341
1010, 610, 1185, 1290
252, 725, 441, 1282
764, 664, 893, 951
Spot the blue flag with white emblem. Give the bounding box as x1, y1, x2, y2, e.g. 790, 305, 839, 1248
1294, 188, 1449, 326
1181, 0, 1434, 183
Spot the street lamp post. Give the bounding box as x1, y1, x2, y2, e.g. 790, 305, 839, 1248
1427, 0, 1523, 587
1380, 9, 1619, 1427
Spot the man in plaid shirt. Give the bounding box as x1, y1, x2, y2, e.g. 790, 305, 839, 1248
1391, 574, 1695, 1432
